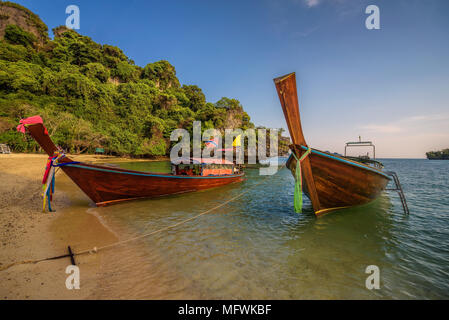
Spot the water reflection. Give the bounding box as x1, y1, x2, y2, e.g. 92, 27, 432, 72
68, 160, 449, 299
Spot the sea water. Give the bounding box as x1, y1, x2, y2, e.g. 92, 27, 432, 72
81, 159, 449, 299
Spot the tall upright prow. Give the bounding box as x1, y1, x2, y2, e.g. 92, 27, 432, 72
274, 72, 321, 213
274, 72, 391, 216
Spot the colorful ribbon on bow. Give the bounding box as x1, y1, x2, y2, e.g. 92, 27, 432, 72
291, 147, 312, 213
41, 152, 81, 212
42, 151, 64, 212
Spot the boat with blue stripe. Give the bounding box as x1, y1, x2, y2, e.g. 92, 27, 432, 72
274, 72, 391, 216
20, 119, 245, 207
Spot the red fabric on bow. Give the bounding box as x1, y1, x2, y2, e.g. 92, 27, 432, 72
16, 115, 45, 133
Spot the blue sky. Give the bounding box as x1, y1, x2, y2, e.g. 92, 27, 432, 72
15, 0, 449, 157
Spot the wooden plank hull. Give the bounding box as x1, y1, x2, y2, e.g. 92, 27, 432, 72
25, 123, 244, 206
61, 164, 244, 206
274, 72, 391, 216
287, 147, 390, 215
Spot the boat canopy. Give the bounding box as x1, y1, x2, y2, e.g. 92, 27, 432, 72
171, 157, 234, 165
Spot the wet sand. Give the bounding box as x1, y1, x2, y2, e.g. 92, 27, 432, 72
0, 153, 142, 299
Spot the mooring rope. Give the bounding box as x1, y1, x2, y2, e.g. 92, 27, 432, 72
0, 174, 271, 272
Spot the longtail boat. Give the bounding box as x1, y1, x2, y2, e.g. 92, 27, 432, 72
274, 72, 391, 216
18, 116, 244, 208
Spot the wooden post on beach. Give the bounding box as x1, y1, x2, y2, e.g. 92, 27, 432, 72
68, 246, 76, 266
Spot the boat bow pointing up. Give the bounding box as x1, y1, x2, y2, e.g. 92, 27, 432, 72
274, 72, 390, 216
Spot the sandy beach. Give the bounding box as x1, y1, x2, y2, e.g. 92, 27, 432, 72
0, 153, 135, 299
0, 153, 210, 300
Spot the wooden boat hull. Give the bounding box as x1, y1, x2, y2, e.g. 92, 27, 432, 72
274, 72, 391, 216
61, 163, 244, 206
287, 146, 390, 215
25, 123, 244, 206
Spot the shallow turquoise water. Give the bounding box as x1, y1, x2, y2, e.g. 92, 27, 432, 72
89, 159, 449, 299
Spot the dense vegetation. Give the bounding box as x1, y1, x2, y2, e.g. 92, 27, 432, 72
0, 3, 253, 156
426, 149, 449, 160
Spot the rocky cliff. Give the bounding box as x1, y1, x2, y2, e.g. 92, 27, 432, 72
0, 1, 48, 45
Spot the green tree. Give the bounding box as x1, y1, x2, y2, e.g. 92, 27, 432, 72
111, 60, 140, 82
182, 84, 206, 111
0, 3, 254, 157
81, 62, 110, 82
4, 24, 37, 48
215, 97, 243, 110
141, 60, 180, 90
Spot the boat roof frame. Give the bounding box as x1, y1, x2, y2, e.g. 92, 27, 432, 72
344, 141, 376, 159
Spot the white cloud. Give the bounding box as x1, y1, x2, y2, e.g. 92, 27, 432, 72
403, 113, 449, 123
304, 0, 351, 8
305, 0, 320, 7
360, 124, 401, 133
359, 113, 449, 134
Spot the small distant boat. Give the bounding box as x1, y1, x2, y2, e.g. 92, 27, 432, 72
274, 72, 391, 216
19, 117, 244, 207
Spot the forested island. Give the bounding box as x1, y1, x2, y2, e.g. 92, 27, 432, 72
0, 1, 258, 157
426, 149, 449, 160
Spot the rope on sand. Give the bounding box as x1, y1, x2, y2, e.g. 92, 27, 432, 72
0, 175, 270, 272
